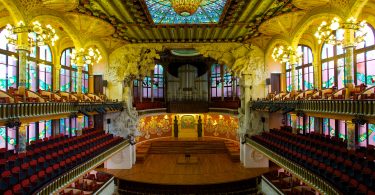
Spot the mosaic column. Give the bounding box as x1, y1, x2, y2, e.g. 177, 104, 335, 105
76, 115, 84, 136
344, 28, 356, 99
18, 123, 27, 153
17, 32, 29, 99
346, 120, 356, 150
54, 64, 61, 91
290, 113, 297, 134
76, 65, 83, 95
289, 54, 298, 92
240, 73, 252, 135
89, 64, 94, 93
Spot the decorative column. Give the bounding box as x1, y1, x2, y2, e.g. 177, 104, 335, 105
289, 53, 298, 92
240, 72, 252, 135
76, 115, 84, 136
89, 65, 94, 93
17, 33, 29, 99
76, 64, 83, 95
346, 120, 356, 150
344, 28, 356, 99
139, 79, 143, 103
54, 64, 61, 91
313, 52, 321, 89
290, 113, 297, 134
197, 116, 202, 138
18, 123, 27, 153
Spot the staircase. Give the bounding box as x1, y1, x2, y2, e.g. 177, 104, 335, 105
148, 140, 228, 154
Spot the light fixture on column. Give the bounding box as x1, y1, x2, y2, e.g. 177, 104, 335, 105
2, 21, 59, 49
314, 17, 367, 46
70, 48, 102, 65
271, 45, 301, 63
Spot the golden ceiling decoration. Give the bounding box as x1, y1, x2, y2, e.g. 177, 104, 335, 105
170, 0, 203, 16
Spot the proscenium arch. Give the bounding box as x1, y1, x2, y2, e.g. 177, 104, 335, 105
30, 14, 83, 49
290, 8, 346, 48
0, 0, 25, 24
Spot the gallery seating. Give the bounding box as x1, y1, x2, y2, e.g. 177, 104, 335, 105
0, 129, 124, 194
251, 128, 375, 194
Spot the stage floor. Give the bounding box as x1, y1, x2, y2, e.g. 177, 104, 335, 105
97, 153, 271, 185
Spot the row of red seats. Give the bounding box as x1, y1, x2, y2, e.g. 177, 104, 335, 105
252, 129, 375, 194
0, 130, 124, 195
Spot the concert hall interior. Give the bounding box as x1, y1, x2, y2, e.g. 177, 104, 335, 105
0, 0, 375, 194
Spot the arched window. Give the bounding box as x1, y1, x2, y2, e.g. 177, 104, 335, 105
26, 33, 53, 91
296, 45, 314, 90
0, 29, 17, 90
355, 25, 375, 86
211, 64, 221, 98
321, 30, 346, 89
60, 48, 78, 92
210, 64, 240, 99
153, 64, 164, 99
286, 62, 292, 92
133, 64, 165, 100
82, 64, 89, 93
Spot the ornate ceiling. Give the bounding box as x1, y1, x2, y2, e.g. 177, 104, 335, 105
73, 0, 300, 43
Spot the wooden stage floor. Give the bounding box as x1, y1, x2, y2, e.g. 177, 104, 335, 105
97, 153, 271, 185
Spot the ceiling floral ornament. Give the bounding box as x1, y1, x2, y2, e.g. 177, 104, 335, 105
106, 44, 163, 83
196, 43, 266, 82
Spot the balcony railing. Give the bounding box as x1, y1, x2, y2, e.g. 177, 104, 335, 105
0, 102, 124, 122
251, 100, 375, 117
35, 139, 129, 195
246, 138, 340, 195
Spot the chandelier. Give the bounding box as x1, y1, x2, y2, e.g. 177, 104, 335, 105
170, 0, 203, 17
3, 21, 59, 49
71, 48, 102, 65
314, 17, 367, 47
271, 45, 301, 63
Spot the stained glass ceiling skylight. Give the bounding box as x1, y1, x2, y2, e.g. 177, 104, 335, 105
145, 0, 227, 24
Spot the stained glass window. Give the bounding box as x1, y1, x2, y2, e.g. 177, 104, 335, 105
60, 48, 78, 92
323, 118, 335, 136
285, 62, 292, 92
211, 64, 221, 98
39, 120, 52, 139
60, 118, 70, 135
0, 127, 6, 149
338, 120, 347, 140
25, 34, 53, 91
321, 30, 346, 89
305, 116, 315, 133
0, 30, 17, 90
355, 25, 375, 86
145, 0, 227, 24
153, 64, 164, 98
27, 123, 37, 143
142, 77, 152, 99
296, 45, 314, 90
0, 126, 18, 150
82, 64, 89, 93
358, 123, 375, 147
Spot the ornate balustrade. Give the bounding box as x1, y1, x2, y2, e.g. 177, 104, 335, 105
0, 102, 124, 122
246, 138, 340, 195
251, 100, 375, 117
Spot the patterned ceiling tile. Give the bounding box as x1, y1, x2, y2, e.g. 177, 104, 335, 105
145, 0, 227, 24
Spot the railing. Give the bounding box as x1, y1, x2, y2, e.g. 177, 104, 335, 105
251, 100, 375, 117
246, 138, 340, 195
35, 140, 129, 195
0, 102, 124, 121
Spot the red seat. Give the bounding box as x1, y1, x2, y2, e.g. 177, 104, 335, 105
12, 184, 22, 194
3, 190, 13, 195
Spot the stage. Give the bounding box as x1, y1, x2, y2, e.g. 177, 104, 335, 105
97, 153, 271, 185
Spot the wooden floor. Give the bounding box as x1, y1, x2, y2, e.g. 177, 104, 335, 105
97, 153, 271, 185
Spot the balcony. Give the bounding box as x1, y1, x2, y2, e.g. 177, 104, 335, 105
0, 102, 124, 123
251, 100, 375, 117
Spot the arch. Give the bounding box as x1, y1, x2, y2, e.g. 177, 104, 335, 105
0, 0, 25, 24
349, 0, 369, 18
30, 14, 82, 49
290, 7, 345, 48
